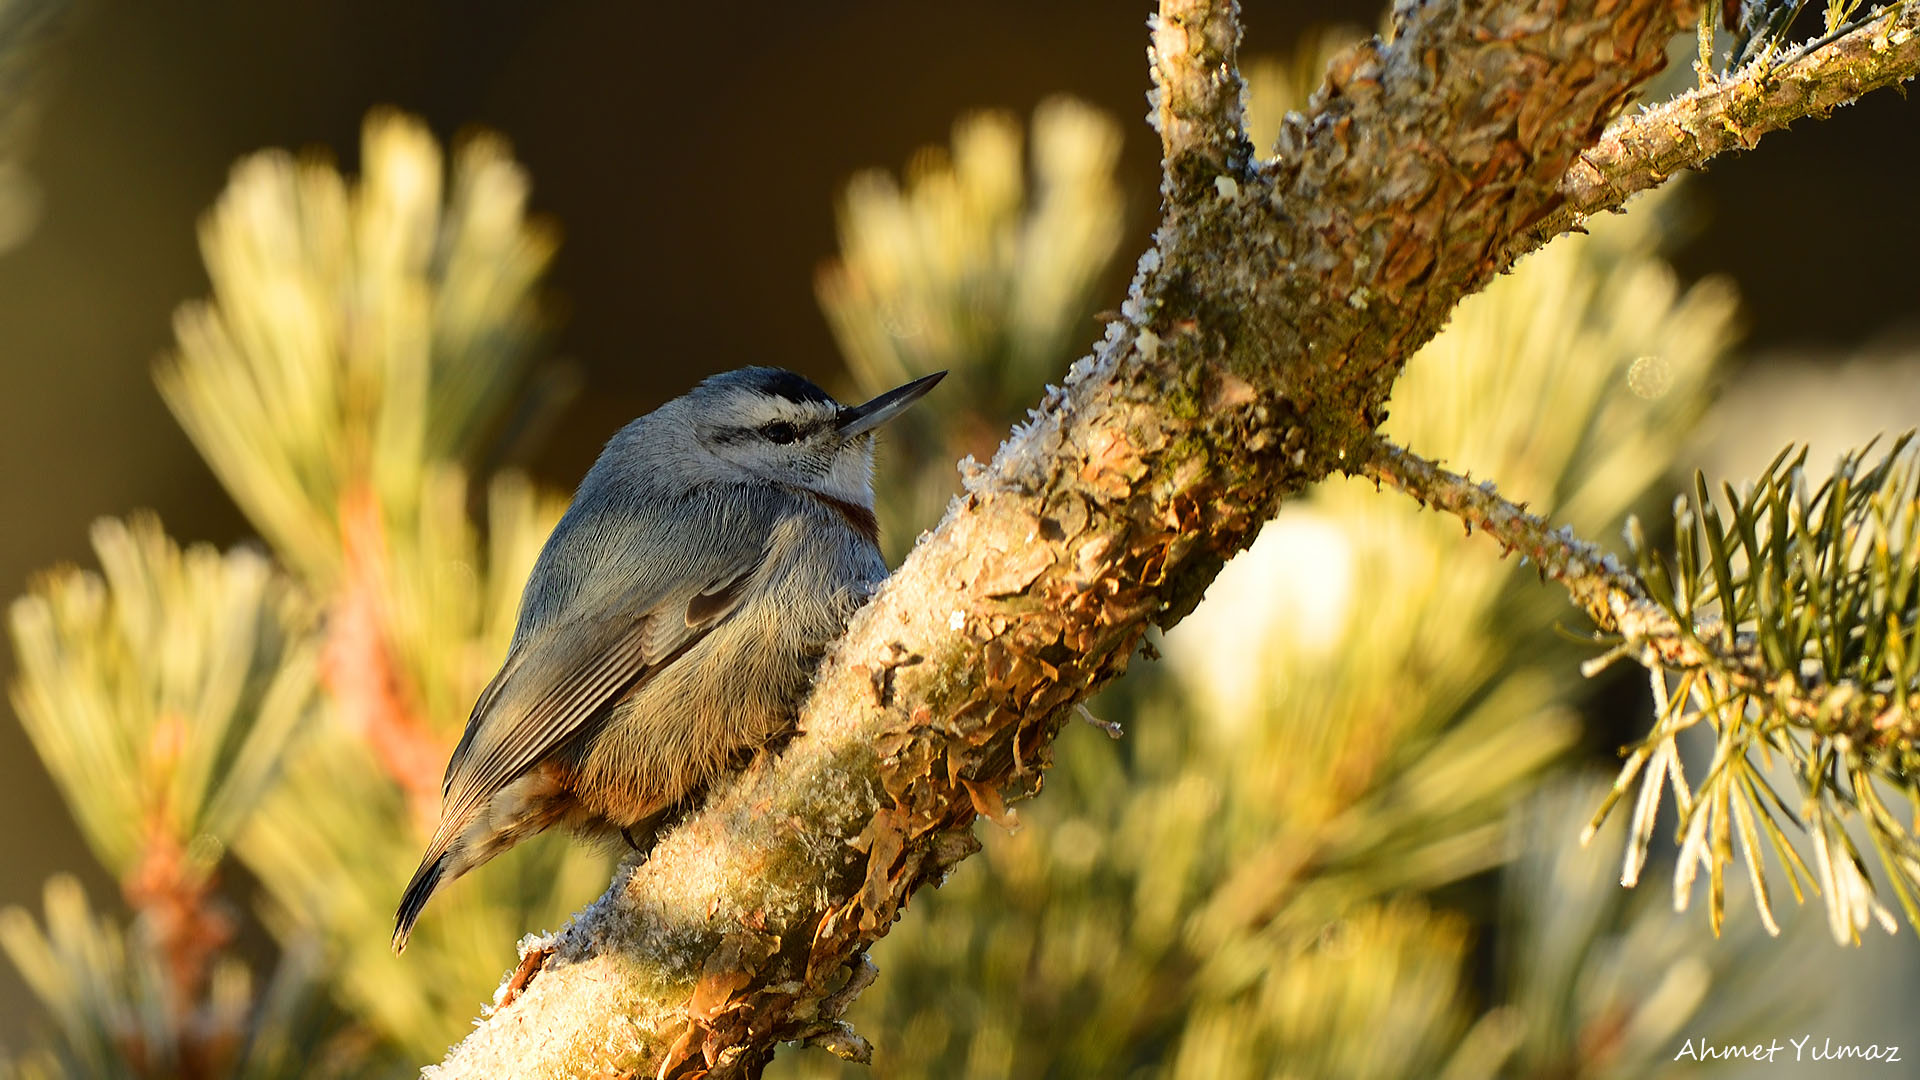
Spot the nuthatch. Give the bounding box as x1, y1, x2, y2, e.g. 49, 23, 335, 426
393, 366, 944, 952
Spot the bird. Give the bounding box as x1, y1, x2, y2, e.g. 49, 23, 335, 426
392, 365, 944, 952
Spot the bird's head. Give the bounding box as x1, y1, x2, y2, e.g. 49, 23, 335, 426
680, 366, 944, 508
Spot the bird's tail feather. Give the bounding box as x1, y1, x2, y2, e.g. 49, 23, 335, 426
393, 850, 451, 954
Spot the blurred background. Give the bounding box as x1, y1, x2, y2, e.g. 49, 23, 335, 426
3, 1, 1919, 1077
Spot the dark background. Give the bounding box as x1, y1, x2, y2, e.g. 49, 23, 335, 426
1, 0, 1916, 1044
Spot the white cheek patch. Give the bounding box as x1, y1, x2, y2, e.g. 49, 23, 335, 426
817, 441, 877, 506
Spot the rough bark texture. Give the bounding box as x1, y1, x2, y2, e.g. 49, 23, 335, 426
425, 0, 1918, 1075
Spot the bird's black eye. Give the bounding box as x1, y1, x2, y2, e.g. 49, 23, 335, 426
760, 421, 799, 444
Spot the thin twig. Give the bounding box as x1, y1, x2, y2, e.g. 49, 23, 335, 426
1358, 435, 1642, 619
1358, 435, 1893, 735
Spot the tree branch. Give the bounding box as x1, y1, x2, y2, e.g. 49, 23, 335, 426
1356, 435, 1887, 733
1151, 0, 1254, 196
1357, 435, 1642, 622
1503, 0, 1920, 268
1359, 434, 1920, 942
421, 0, 1920, 1072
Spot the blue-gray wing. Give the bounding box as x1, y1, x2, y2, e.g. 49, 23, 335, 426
435, 485, 784, 834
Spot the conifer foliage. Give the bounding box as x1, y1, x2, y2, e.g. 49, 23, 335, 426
6, 113, 605, 1076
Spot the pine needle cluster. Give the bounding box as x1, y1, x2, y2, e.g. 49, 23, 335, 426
5, 113, 604, 1076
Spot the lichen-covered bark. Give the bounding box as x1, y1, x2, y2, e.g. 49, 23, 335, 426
425, 0, 1802, 1074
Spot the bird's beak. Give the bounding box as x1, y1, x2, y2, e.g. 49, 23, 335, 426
837, 371, 946, 438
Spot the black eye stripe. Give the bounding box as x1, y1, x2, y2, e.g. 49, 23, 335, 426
705, 426, 756, 446
701, 412, 830, 447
